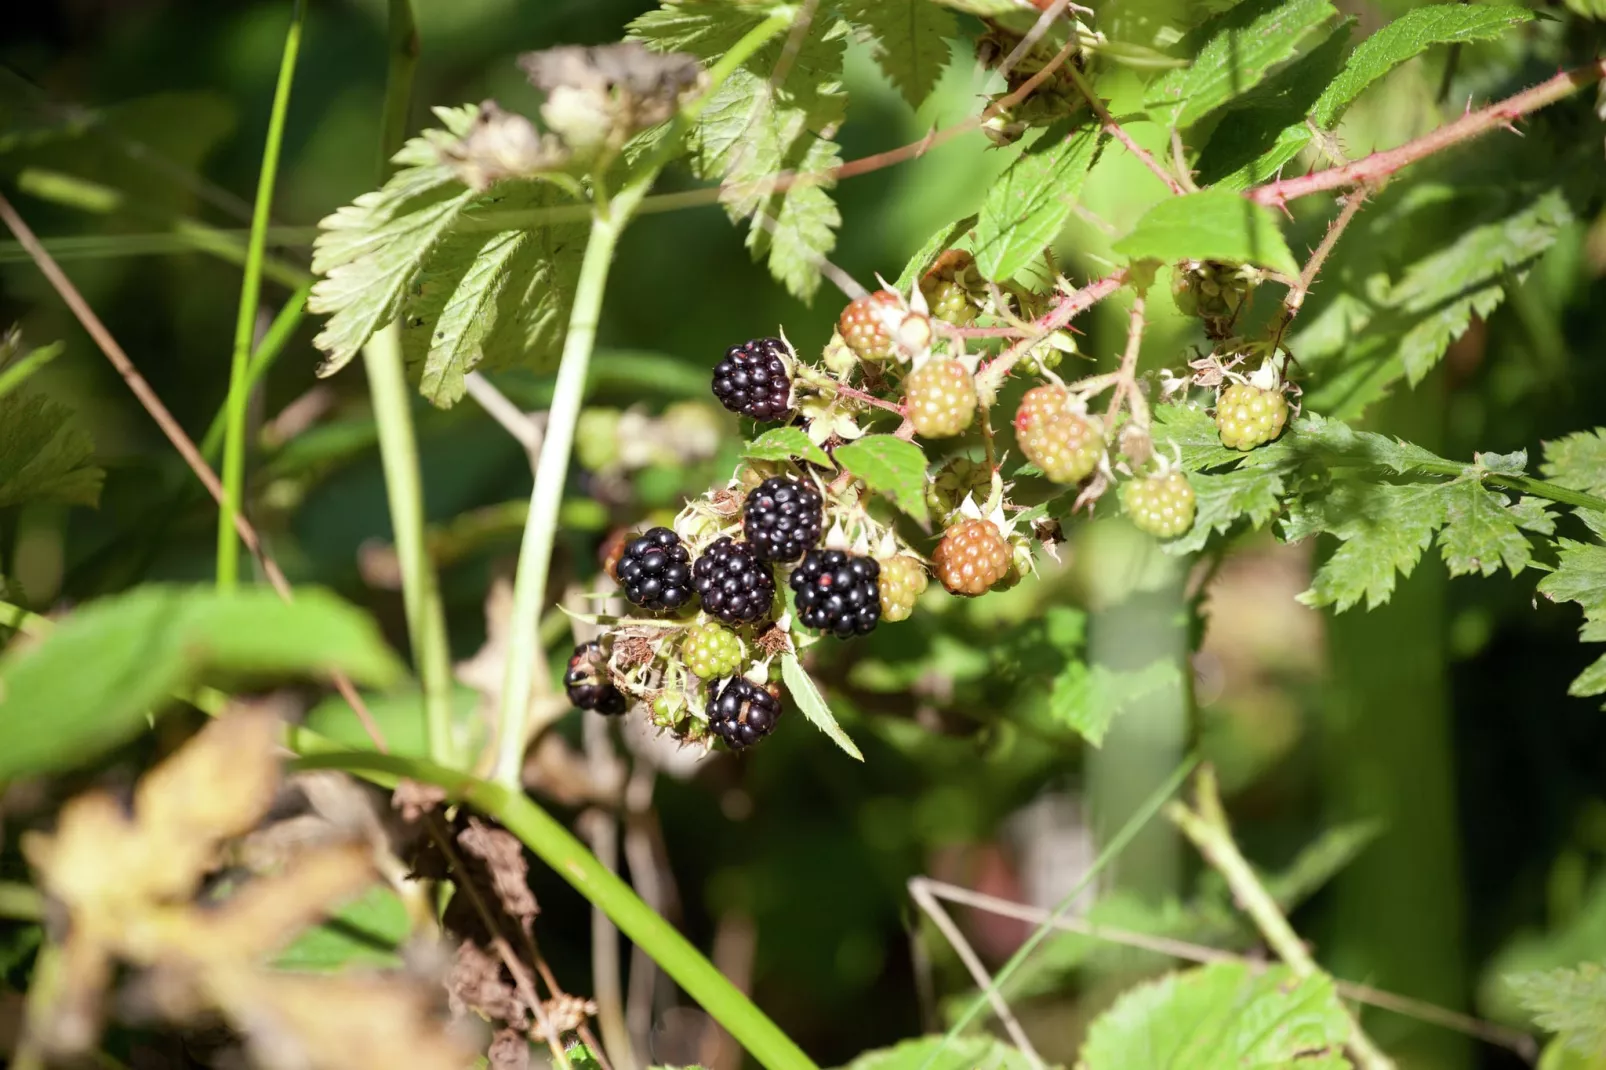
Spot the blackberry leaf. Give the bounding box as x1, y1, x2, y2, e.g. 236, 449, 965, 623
1542, 428, 1606, 500
1536, 539, 1606, 700
1050, 660, 1182, 747
1144, 0, 1338, 130
1438, 482, 1549, 578
0, 390, 102, 509
1507, 963, 1606, 1056
743, 426, 832, 467
1080, 962, 1351, 1069
833, 435, 930, 524
630, 2, 846, 302
835, 0, 956, 110
975, 122, 1103, 282
1114, 190, 1300, 277
1167, 466, 1287, 555
780, 652, 863, 760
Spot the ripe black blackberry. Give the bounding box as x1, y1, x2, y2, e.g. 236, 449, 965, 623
617, 527, 695, 612
789, 549, 882, 638
692, 537, 776, 625
742, 476, 824, 563
712, 338, 793, 422
564, 642, 626, 715
707, 676, 782, 749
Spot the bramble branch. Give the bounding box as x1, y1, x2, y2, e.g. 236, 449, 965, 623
1063, 63, 1186, 196
1169, 767, 1395, 1070
1105, 288, 1149, 428
977, 269, 1128, 386
1250, 59, 1606, 206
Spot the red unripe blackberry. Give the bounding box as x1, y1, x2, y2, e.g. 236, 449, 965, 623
878, 555, 929, 622
905, 358, 977, 438
617, 527, 695, 612
691, 537, 776, 625
742, 476, 824, 563
838, 291, 902, 361
707, 676, 782, 750
789, 549, 882, 638
565, 641, 626, 715
1014, 385, 1104, 484
932, 518, 1011, 596
1120, 471, 1197, 538
1216, 383, 1288, 450
712, 338, 793, 421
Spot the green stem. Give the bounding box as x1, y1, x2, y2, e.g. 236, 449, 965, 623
1321, 456, 1606, 514
0, 341, 63, 401
362, 0, 455, 767
295, 750, 817, 1070
922, 755, 1199, 1067
490, 7, 793, 790
217, 0, 306, 591
362, 324, 457, 766
198, 280, 313, 463
0, 598, 51, 637
1169, 767, 1395, 1070
380, 0, 420, 171
493, 212, 620, 787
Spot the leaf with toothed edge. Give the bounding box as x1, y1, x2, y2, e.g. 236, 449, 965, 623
833, 435, 930, 525
744, 427, 833, 467
780, 653, 863, 760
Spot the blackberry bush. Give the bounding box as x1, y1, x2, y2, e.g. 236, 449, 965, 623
743, 476, 824, 563
617, 527, 695, 612
692, 536, 776, 625
790, 549, 882, 638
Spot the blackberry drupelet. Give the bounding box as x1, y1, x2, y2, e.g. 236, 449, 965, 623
707, 676, 782, 749
712, 338, 793, 421
564, 641, 626, 715
742, 476, 824, 563
692, 537, 777, 625
617, 527, 695, 612
789, 549, 882, 638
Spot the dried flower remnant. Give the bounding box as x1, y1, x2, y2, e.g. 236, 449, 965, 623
519, 42, 704, 158
437, 101, 569, 191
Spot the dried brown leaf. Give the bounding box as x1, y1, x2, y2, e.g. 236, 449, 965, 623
456, 818, 538, 936
190, 843, 377, 962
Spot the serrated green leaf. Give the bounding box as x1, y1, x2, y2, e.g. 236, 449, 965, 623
1114, 190, 1299, 275
1153, 402, 1243, 471
632, 2, 846, 302
975, 123, 1102, 282
0, 586, 404, 782
1543, 429, 1606, 500
0, 390, 102, 509
1050, 660, 1182, 746
1195, 18, 1352, 189
894, 214, 978, 292
1509, 963, 1606, 1056
310, 105, 479, 377
1311, 4, 1534, 127
836, 1035, 1035, 1070
1537, 540, 1606, 699
837, 0, 957, 109
1079, 961, 1352, 1069
400, 184, 586, 408
1145, 0, 1338, 130
0, 339, 64, 402
1438, 481, 1537, 578
744, 426, 832, 466
780, 653, 862, 760
1298, 190, 1571, 413
833, 434, 929, 524
1294, 481, 1444, 611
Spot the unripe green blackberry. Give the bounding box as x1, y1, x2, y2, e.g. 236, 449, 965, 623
877, 555, 929, 622
1014, 385, 1104, 484
905, 357, 977, 438
921, 277, 977, 326
681, 621, 743, 680
932, 518, 1012, 596
1120, 471, 1196, 538
1216, 383, 1288, 450
926, 456, 992, 524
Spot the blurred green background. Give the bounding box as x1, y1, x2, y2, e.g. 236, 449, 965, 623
3, 1, 1606, 1068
